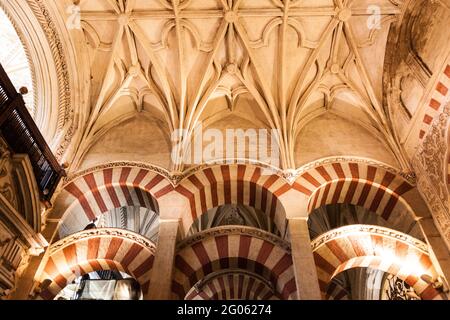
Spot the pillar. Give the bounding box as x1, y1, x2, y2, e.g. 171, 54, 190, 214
288, 217, 322, 300
418, 217, 450, 292
146, 219, 180, 300
403, 188, 450, 294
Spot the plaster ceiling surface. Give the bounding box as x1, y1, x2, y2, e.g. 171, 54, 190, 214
66, 0, 407, 171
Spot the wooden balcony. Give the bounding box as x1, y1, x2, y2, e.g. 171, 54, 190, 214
0, 63, 65, 201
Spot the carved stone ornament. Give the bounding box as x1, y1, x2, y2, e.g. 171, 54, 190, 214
413, 103, 450, 246
177, 225, 291, 253
311, 224, 429, 253
382, 274, 421, 300
48, 228, 156, 256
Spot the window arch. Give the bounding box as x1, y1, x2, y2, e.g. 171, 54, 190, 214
0, 7, 35, 115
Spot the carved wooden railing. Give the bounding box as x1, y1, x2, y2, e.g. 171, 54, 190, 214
0, 63, 65, 201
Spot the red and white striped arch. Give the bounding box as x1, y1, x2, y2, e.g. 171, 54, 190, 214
38, 228, 156, 300
51, 167, 171, 234
53, 161, 420, 238
54, 164, 296, 237
185, 273, 280, 300
294, 161, 416, 228
167, 165, 293, 234
172, 227, 296, 300
312, 225, 443, 300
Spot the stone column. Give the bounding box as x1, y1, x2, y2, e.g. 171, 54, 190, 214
278, 189, 322, 300
146, 219, 180, 300
403, 188, 450, 293
10, 254, 43, 300
418, 217, 450, 289
288, 217, 322, 300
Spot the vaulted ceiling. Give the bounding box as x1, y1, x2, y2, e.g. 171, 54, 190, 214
66, 0, 409, 172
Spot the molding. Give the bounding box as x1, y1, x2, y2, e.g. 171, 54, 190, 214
64, 161, 172, 186
176, 225, 291, 253
11, 154, 42, 233
0, 193, 47, 255
27, 0, 74, 160
48, 228, 156, 256
26, 0, 72, 128
295, 156, 416, 186
311, 224, 429, 253
0, 138, 46, 254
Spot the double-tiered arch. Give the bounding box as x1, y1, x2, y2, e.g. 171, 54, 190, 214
312, 225, 443, 300
46, 159, 441, 300
51, 165, 169, 237
38, 228, 156, 300
294, 158, 420, 235
172, 226, 297, 300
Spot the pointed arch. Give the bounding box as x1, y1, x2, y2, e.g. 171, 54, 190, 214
294, 159, 419, 234
51, 165, 172, 236
311, 225, 444, 300
164, 165, 294, 235
185, 272, 280, 300
172, 226, 296, 300
38, 228, 156, 300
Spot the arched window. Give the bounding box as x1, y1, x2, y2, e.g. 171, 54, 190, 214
0, 8, 35, 116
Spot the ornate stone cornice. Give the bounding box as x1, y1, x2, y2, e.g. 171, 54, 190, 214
49, 228, 156, 256
311, 224, 429, 253
177, 226, 291, 253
